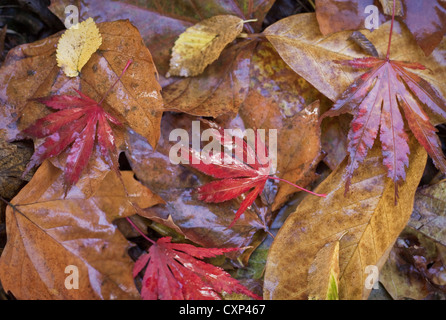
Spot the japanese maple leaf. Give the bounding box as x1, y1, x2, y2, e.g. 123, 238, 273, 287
22, 61, 132, 188
185, 126, 325, 228
321, 3, 446, 196
132, 237, 261, 300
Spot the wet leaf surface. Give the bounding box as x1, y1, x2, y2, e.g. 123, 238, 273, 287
125, 113, 268, 265
238, 42, 325, 210
0, 20, 163, 149
307, 240, 340, 300
264, 136, 426, 299
0, 160, 163, 300
264, 14, 446, 111
316, 0, 446, 56
49, 0, 275, 117
380, 226, 446, 300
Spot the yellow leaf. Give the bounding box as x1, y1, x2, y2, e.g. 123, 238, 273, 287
56, 17, 102, 77
167, 15, 244, 77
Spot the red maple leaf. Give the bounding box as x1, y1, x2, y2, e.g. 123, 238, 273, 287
321, 3, 446, 196
132, 236, 261, 300
185, 126, 325, 228
22, 60, 132, 188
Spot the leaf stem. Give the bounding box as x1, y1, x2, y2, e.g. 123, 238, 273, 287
268, 176, 327, 198
237, 32, 265, 40
125, 216, 155, 244
98, 59, 133, 105
385, 0, 396, 60
242, 19, 258, 24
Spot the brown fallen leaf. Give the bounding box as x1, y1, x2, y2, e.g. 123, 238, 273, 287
263, 135, 427, 300
49, 0, 274, 76
0, 20, 164, 149
380, 226, 446, 300
264, 13, 446, 123
0, 160, 163, 299
307, 240, 340, 300
167, 15, 244, 77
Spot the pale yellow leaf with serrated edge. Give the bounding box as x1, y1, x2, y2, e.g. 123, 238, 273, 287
167, 15, 244, 77
308, 241, 340, 300
56, 17, 102, 77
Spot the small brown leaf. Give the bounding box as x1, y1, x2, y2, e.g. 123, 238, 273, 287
167, 15, 244, 77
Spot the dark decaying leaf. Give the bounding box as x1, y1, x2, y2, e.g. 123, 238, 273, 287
380, 226, 446, 300
133, 237, 261, 300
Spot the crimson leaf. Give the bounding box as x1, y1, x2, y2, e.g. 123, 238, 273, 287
22, 89, 121, 188
133, 237, 261, 300
185, 126, 324, 227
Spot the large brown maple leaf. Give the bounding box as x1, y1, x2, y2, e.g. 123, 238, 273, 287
321, 55, 446, 194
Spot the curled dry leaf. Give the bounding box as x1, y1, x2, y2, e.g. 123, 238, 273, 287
307, 240, 340, 300
167, 15, 244, 77
56, 17, 102, 77
264, 136, 426, 300
0, 160, 163, 300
